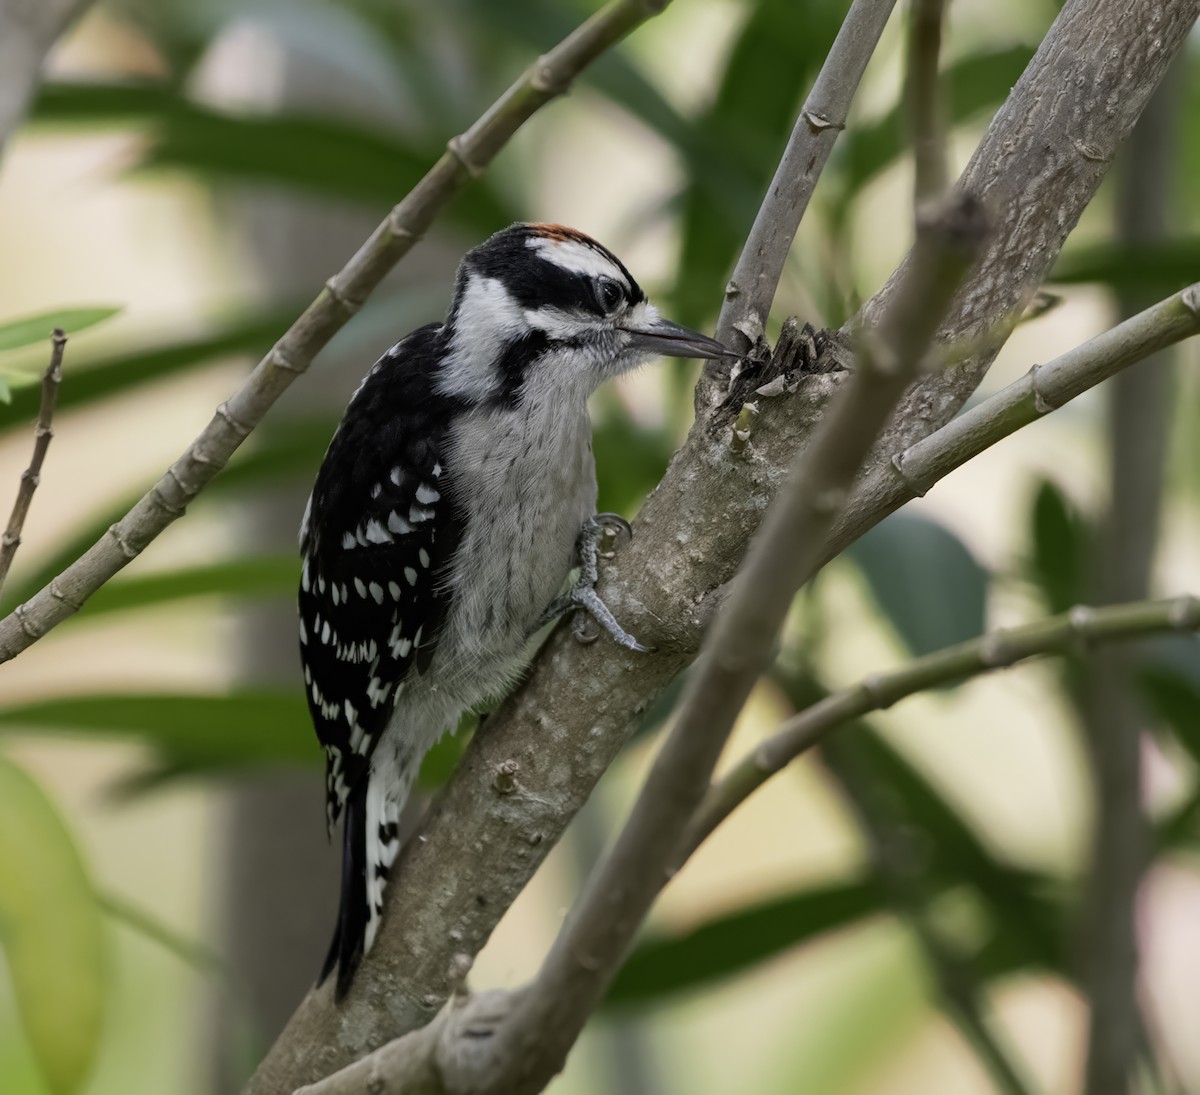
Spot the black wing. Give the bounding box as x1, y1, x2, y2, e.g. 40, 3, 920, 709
298, 324, 463, 832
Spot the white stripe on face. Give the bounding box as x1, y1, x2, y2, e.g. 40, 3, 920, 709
526, 235, 628, 287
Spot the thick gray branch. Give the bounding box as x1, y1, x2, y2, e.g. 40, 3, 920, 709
244, 3, 1198, 1092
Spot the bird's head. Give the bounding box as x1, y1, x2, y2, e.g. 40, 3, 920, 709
436, 222, 733, 403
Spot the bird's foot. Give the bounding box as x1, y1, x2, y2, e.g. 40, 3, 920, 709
535, 513, 653, 653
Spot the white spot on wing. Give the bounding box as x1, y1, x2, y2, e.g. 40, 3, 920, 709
368, 581, 385, 605
364, 519, 391, 545
388, 510, 412, 535
415, 483, 439, 504
388, 580, 401, 600
418, 548, 430, 568
342, 531, 357, 549
404, 566, 418, 586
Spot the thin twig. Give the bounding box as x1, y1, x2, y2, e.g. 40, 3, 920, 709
684, 595, 1200, 858
465, 195, 986, 1095
905, 0, 949, 206
827, 281, 1200, 558
711, 0, 898, 358
0, 328, 65, 595
0, 0, 671, 664
821, 738, 1040, 1095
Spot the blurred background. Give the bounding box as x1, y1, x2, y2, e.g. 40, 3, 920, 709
1, 0, 1198, 1092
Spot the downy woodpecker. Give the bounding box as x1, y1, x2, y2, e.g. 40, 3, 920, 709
299, 222, 730, 997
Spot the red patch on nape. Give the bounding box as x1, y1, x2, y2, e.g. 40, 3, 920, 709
529, 223, 596, 246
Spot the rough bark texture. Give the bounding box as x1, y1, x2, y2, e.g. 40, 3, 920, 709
245, 1, 1199, 1091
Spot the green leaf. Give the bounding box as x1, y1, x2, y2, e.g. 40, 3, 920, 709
31, 82, 516, 234
845, 511, 989, 659
0, 758, 106, 1094
604, 879, 886, 1008
1028, 478, 1090, 615
81, 557, 297, 619
0, 307, 121, 352
820, 725, 1066, 973
1049, 240, 1200, 293
1139, 666, 1200, 767
0, 693, 316, 772
0, 309, 289, 432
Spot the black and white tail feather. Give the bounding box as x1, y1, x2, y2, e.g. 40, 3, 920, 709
298, 223, 731, 998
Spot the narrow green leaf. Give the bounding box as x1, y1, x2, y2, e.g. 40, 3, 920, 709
31, 82, 516, 233
1049, 240, 1200, 293
0, 309, 289, 432
845, 511, 989, 659
1028, 478, 1090, 615
0, 693, 316, 771
603, 879, 886, 1008
0, 758, 106, 1094
0, 308, 121, 352
81, 557, 297, 619
1139, 666, 1200, 767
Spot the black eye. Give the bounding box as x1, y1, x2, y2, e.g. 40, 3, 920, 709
595, 277, 624, 314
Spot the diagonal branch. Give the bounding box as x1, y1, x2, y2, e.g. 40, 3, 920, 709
685, 595, 1200, 859
906, 0, 949, 205
0, 329, 65, 595
712, 0, 898, 356
0, 0, 672, 664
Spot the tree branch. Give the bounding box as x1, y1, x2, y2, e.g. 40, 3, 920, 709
686, 596, 1200, 858
0, 0, 671, 664
712, 0, 898, 356
905, 0, 949, 205
0, 329, 65, 595
245, 3, 1198, 1090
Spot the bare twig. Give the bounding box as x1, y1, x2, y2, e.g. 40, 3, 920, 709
712, 0, 898, 357
0, 329, 65, 595
685, 595, 1200, 858
820, 737, 1039, 1095
827, 281, 1200, 560
905, 0, 949, 205
0, 0, 672, 664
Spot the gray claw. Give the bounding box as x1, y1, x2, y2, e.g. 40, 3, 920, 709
533, 513, 654, 653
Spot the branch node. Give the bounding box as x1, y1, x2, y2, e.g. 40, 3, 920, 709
151, 482, 188, 518
1068, 604, 1097, 642
107, 523, 139, 560
269, 346, 305, 374
446, 135, 486, 179
729, 402, 759, 455
802, 108, 843, 133
492, 759, 520, 794
214, 401, 253, 439
48, 579, 84, 611
529, 55, 571, 95
979, 630, 1015, 668
385, 207, 422, 243
888, 450, 929, 498
1028, 363, 1060, 414
13, 604, 43, 639
1181, 284, 1200, 316
324, 278, 364, 316
1167, 596, 1199, 629
860, 672, 892, 709
724, 279, 741, 301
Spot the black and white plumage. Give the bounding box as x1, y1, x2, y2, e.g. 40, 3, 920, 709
299, 222, 730, 998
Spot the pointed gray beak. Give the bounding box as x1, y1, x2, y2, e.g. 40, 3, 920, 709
621, 317, 736, 361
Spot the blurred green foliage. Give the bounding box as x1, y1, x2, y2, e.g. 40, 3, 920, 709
2, 0, 1199, 1091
